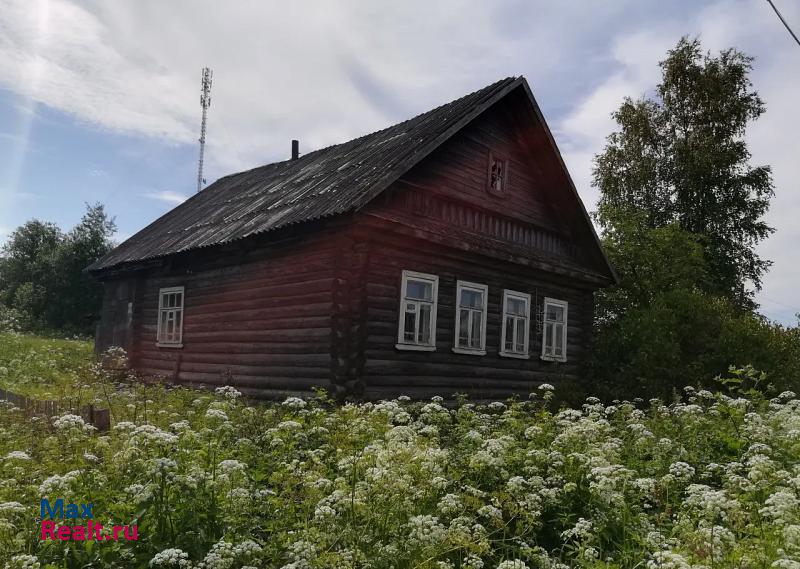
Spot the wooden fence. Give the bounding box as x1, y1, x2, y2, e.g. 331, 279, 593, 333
0, 387, 111, 431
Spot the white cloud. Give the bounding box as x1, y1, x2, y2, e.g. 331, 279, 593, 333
144, 190, 189, 205
557, 28, 678, 212
0, 0, 644, 175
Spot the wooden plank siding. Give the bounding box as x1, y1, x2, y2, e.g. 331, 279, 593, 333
356, 228, 594, 400
96, 226, 356, 399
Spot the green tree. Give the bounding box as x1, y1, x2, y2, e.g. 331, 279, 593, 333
0, 220, 62, 328
50, 203, 117, 332
594, 37, 774, 309
0, 203, 116, 334
588, 38, 799, 399
596, 218, 708, 325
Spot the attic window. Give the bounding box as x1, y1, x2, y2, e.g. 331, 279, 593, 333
487, 152, 507, 195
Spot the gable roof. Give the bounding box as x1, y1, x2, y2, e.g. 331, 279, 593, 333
90, 77, 615, 282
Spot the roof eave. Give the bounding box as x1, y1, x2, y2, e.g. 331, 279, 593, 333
516, 79, 619, 285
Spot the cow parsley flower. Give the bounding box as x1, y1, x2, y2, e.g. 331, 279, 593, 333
218, 459, 247, 475
149, 548, 191, 568
4, 450, 31, 461
6, 554, 40, 569
131, 424, 178, 445
561, 517, 593, 541
761, 490, 799, 525
215, 385, 242, 400
496, 561, 529, 569
668, 462, 695, 482
407, 514, 446, 547
281, 397, 307, 409
437, 493, 461, 516
0, 501, 26, 515
205, 408, 229, 423
646, 551, 691, 569
39, 470, 80, 496
53, 414, 94, 434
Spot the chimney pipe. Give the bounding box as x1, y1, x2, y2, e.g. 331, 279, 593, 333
291, 140, 299, 161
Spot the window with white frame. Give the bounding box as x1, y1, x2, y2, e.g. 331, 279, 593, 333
157, 286, 184, 347
453, 281, 487, 354
500, 290, 530, 358
541, 297, 568, 362
396, 271, 438, 350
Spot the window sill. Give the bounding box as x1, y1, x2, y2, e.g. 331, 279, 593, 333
156, 342, 184, 349
396, 343, 436, 352
540, 355, 567, 363
452, 347, 486, 356
499, 351, 530, 360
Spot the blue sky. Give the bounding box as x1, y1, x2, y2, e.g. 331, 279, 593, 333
0, 0, 798, 323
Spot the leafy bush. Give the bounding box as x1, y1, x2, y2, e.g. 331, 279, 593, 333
592, 288, 800, 400
0, 335, 799, 568
0, 306, 23, 334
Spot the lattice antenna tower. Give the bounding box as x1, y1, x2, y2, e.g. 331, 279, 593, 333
196, 67, 213, 193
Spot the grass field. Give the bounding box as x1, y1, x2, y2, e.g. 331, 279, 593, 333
0, 332, 798, 568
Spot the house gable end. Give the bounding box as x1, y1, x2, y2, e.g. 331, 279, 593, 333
360, 82, 615, 284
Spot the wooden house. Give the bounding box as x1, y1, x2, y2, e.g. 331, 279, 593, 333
89, 77, 616, 400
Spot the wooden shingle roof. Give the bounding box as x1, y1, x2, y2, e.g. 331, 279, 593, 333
90, 78, 522, 272
90, 76, 616, 284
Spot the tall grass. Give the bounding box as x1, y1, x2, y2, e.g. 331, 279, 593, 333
0, 333, 798, 568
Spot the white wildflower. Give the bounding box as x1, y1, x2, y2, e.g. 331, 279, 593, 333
149, 548, 192, 568
4, 451, 31, 461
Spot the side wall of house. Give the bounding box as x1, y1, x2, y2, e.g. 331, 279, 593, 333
95, 224, 363, 399
352, 85, 608, 400
356, 227, 595, 400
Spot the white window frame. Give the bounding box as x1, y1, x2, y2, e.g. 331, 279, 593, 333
156, 286, 185, 348
499, 289, 531, 359
541, 297, 568, 362
452, 280, 488, 355
396, 270, 439, 351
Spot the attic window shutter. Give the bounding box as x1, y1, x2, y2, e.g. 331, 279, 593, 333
487, 151, 508, 196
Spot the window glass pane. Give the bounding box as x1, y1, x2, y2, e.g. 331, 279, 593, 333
514, 317, 525, 351
175, 311, 183, 341
404, 303, 417, 342
419, 304, 432, 344
554, 323, 564, 356
507, 297, 526, 316
458, 309, 470, 345
406, 280, 432, 301
175, 293, 182, 308
546, 304, 564, 322
504, 317, 514, 351
470, 312, 482, 348
543, 322, 552, 355
460, 289, 483, 309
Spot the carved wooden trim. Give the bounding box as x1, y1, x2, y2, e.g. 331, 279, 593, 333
396, 188, 581, 262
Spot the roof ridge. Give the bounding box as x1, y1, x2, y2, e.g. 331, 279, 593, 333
216, 77, 519, 183
90, 76, 526, 272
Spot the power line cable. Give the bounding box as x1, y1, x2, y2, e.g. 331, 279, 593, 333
766, 0, 800, 48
